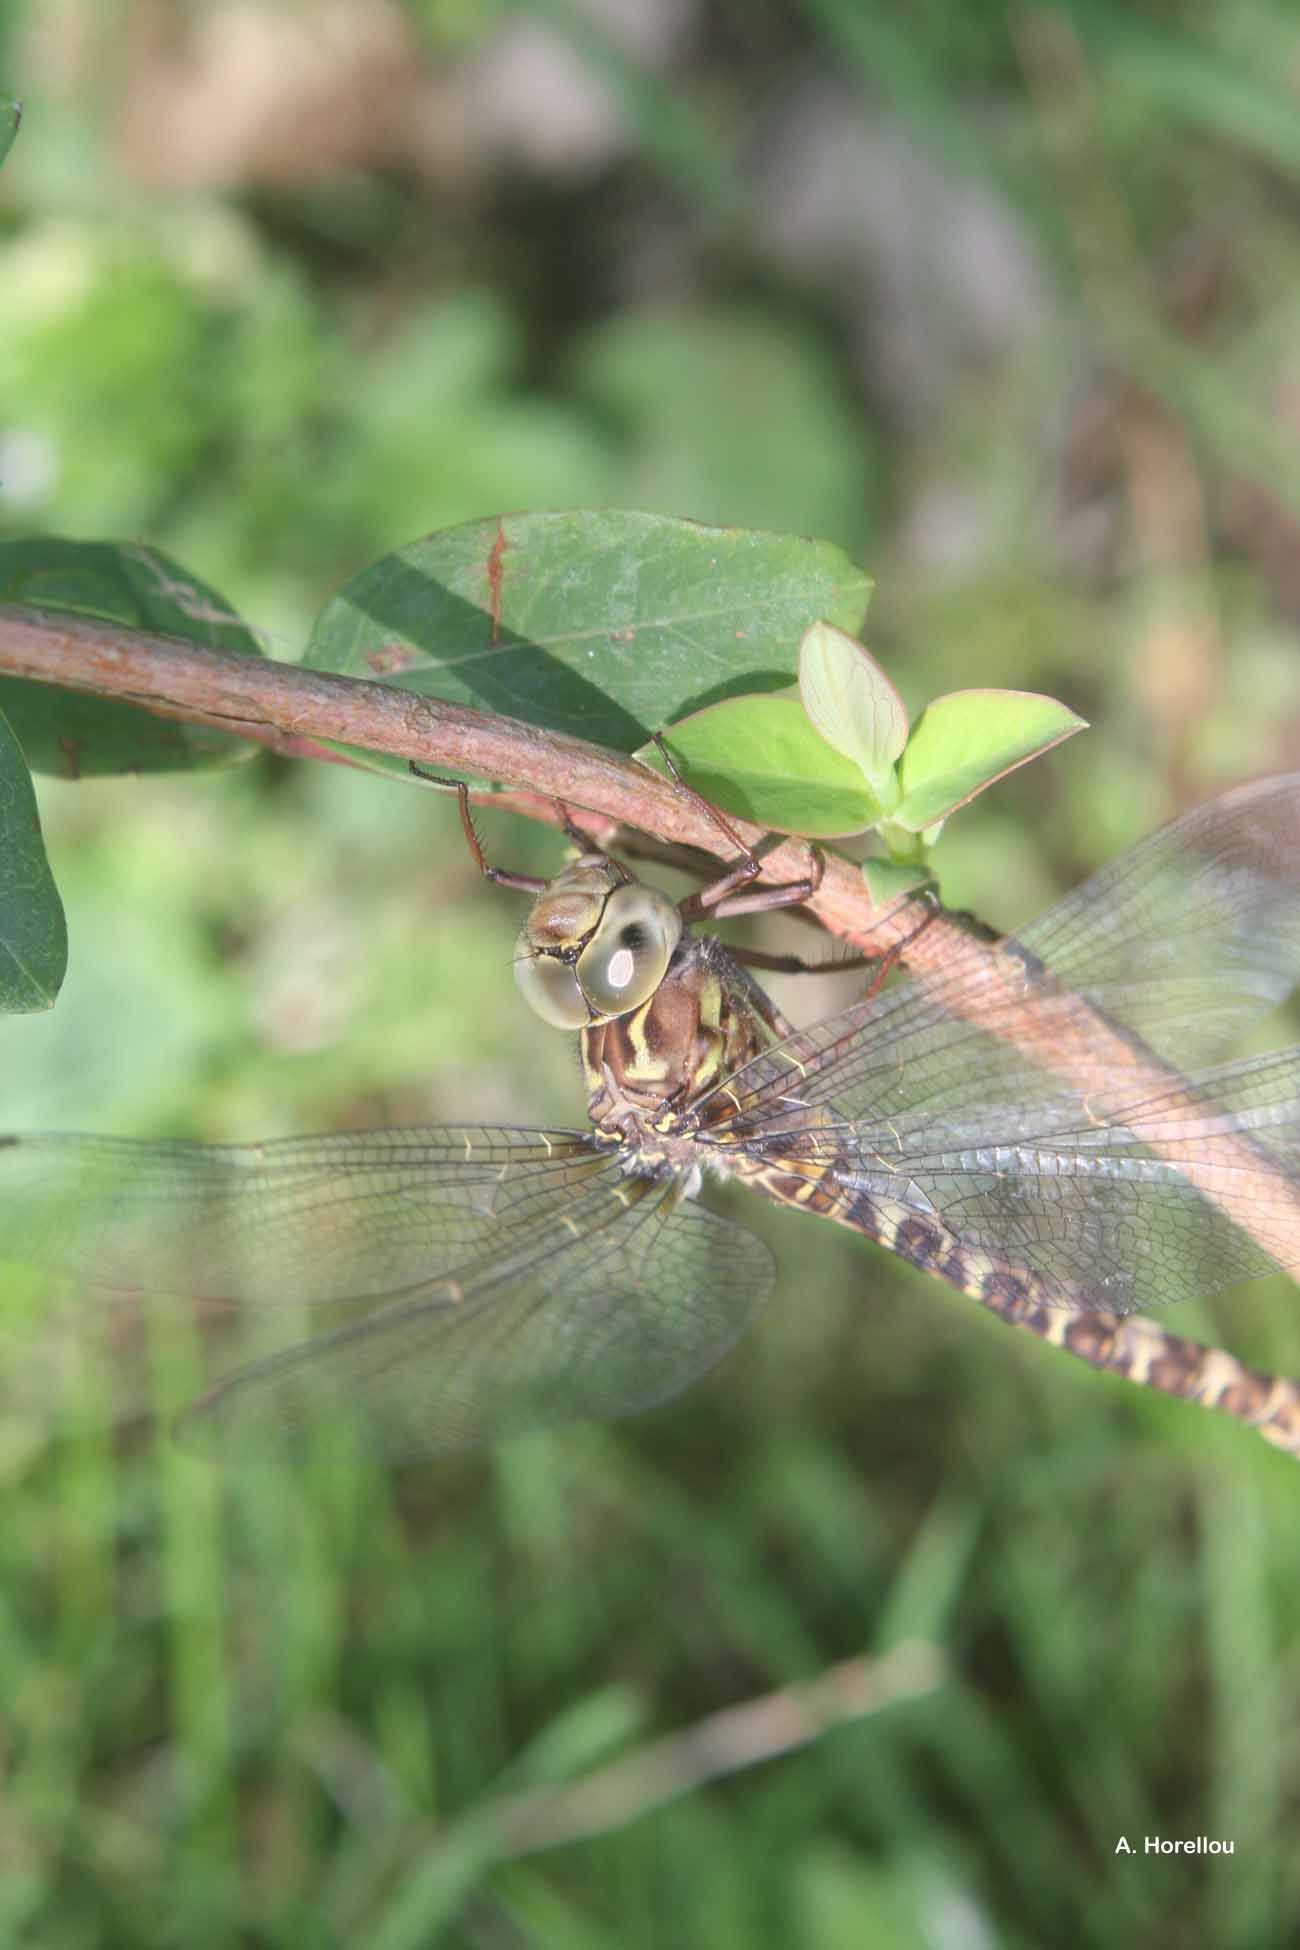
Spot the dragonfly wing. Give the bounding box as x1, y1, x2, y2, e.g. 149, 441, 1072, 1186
704, 773, 1300, 1158
708, 1021, 1300, 1312
695, 775, 1300, 1312
175, 1177, 774, 1461
0, 1126, 774, 1456
1013, 771, 1300, 1070
0, 1126, 608, 1306
829, 1048, 1300, 1313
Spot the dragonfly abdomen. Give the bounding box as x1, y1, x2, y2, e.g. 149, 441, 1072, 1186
732, 1157, 1300, 1457
1014, 1303, 1300, 1454
734, 1158, 1033, 1302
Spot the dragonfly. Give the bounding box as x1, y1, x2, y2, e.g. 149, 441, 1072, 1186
4, 770, 1300, 1462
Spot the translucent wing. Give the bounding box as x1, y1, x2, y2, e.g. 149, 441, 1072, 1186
0, 1128, 773, 1457
882, 1048, 1300, 1310
179, 1177, 771, 1460
1013, 771, 1300, 1067
709, 774, 1300, 1149
0, 1127, 607, 1304
697, 777, 1300, 1313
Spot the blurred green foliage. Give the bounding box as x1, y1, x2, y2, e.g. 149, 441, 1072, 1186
3, 1, 1300, 1945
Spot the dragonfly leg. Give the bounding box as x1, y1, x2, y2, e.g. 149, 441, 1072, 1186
724, 943, 874, 978
722, 891, 936, 995
857, 892, 940, 1002
409, 764, 548, 895
716, 873, 951, 983
650, 733, 826, 922
696, 860, 825, 921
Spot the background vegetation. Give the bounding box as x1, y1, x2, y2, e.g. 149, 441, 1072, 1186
4, 1, 1300, 1943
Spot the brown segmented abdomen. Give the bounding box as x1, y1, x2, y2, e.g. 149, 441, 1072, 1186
731, 1154, 1300, 1458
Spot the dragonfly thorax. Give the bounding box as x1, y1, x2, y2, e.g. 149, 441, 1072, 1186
582, 935, 767, 1155
514, 852, 683, 1030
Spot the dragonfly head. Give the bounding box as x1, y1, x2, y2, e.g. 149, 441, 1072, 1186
514, 854, 683, 1029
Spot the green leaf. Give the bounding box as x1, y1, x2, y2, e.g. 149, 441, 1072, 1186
0, 98, 19, 172
862, 857, 934, 907
644, 693, 886, 837
306, 510, 872, 772
0, 540, 263, 777
798, 621, 906, 805
0, 707, 67, 1011
893, 689, 1087, 833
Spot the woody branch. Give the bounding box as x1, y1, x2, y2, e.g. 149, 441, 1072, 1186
0, 601, 915, 952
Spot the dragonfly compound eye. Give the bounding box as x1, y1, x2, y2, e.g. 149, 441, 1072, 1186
513, 943, 592, 1029
512, 865, 682, 1029
574, 885, 682, 1019
513, 859, 631, 1029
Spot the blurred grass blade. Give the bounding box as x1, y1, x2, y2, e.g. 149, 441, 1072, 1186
511, 1684, 648, 1788
149, 1292, 240, 1915
1199, 1464, 1281, 1940
0, 706, 67, 1011
1076, 2, 1300, 180
872, 1487, 985, 1652
0, 97, 19, 171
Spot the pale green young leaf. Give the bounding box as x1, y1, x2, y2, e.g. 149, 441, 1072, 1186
892, 690, 1086, 833
798, 621, 907, 805
643, 693, 885, 837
